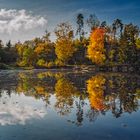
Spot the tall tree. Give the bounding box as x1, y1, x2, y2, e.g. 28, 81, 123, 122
43, 30, 51, 43
0, 40, 3, 48
6, 40, 12, 49
87, 27, 106, 65
76, 13, 85, 41
87, 14, 100, 31
112, 19, 123, 41
119, 23, 139, 64
55, 22, 76, 65
109, 19, 124, 64
34, 31, 55, 67
100, 21, 107, 28
122, 23, 139, 46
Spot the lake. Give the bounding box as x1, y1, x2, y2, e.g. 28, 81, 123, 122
0, 70, 140, 140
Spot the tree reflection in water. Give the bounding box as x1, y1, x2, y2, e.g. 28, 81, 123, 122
87, 74, 139, 118
87, 75, 107, 111
0, 71, 139, 126
55, 78, 75, 116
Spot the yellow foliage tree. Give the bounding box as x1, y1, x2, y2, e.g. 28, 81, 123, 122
55, 22, 76, 65
34, 43, 51, 55
16, 42, 36, 67
87, 28, 106, 65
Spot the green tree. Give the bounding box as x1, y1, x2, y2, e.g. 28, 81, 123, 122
16, 41, 36, 67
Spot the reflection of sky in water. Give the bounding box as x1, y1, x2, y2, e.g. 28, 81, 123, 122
0, 91, 47, 126
0, 71, 140, 140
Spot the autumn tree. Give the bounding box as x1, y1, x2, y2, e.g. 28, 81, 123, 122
106, 19, 123, 64
87, 27, 106, 65
71, 38, 90, 65
16, 31, 56, 68
34, 32, 55, 67
55, 22, 76, 65
16, 41, 36, 67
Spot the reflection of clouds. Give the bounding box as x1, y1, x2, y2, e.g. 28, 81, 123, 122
0, 93, 47, 126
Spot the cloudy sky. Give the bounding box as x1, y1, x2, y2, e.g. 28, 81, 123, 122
0, 0, 140, 43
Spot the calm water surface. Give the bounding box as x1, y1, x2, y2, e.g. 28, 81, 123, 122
0, 70, 140, 140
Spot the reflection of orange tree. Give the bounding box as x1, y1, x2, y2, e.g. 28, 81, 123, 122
55, 78, 81, 116
87, 75, 107, 111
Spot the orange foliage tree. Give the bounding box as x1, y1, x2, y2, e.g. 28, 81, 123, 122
87, 28, 106, 65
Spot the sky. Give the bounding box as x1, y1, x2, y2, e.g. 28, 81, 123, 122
0, 0, 140, 43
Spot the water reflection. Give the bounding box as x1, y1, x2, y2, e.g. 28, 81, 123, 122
0, 71, 139, 126
0, 92, 46, 126
87, 74, 139, 118
87, 75, 106, 111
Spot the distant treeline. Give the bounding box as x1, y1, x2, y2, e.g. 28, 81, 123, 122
0, 13, 140, 69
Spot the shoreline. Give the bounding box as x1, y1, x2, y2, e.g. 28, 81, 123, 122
0, 64, 139, 74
